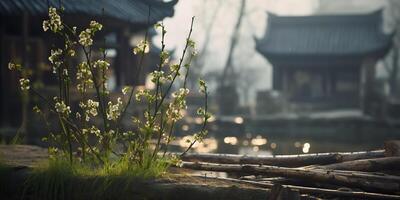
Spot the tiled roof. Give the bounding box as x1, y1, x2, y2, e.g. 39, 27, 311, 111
256, 10, 392, 58
0, 0, 177, 24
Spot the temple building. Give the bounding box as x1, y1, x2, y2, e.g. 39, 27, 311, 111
256, 10, 392, 112
0, 0, 177, 127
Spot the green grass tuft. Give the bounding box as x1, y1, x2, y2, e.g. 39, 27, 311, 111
23, 153, 170, 200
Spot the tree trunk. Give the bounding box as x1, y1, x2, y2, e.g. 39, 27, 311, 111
220, 0, 246, 86
189, 0, 222, 89
390, 47, 399, 95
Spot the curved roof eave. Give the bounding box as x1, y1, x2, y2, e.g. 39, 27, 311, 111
0, 0, 178, 25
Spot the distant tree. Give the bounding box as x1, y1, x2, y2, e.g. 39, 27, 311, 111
220, 0, 246, 87
237, 67, 259, 106
214, 0, 246, 115
187, 0, 222, 90
384, 0, 400, 96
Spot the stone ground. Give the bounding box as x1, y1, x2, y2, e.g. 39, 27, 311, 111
0, 145, 48, 167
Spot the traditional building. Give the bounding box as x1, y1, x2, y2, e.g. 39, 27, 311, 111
256, 10, 392, 112
0, 0, 176, 127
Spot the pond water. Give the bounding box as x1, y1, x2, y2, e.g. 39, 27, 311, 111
171, 115, 400, 155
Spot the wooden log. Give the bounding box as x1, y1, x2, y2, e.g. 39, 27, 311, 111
243, 169, 400, 192
385, 140, 400, 157
179, 150, 385, 167
192, 175, 400, 200
181, 162, 400, 193
306, 169, 400, 183
317, 157, 400, 172
268, 184, 301, 200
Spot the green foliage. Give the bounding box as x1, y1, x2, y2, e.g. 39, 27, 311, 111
24, 159, 75, 200
8, 6, 210, 181
23, 155, 169, 200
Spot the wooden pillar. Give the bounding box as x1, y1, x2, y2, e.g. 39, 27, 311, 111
19, 12, 30, 136
323, 69, 331, 98
115, 28, 133, 87
272, 65, 282, 91
281, 67, 289, 97
0, 17, 5, 126
115, 30, 124, 87
360, 58, 376, 114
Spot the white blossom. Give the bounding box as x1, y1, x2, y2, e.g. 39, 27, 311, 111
79, 99, 99, 121
42, 7, 63, 32
79, 29, 93, 46
76, 62, 93, 92
122, 86, 131, 95
54, 100, 71, 116
19, 78, 30, 91
8, 62, 16, 70
133, 40, 149, 55
89, 21, 103, 31
93, 60, 110, 70
106, 98, 123, 121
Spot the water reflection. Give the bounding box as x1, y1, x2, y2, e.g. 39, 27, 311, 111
223, 137, 238, 145
252, 146, 259, 152
251, 135, 267, 146
170, 129, 371, 155
181, 124, 189, 131
302, 142, 311, 153
294, 141, 302, 148
178, 136, 218, 153
233, 116, 244, 124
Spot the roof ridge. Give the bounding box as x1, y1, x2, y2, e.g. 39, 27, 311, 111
267, 9, 382, 25
256, 9, 392, 58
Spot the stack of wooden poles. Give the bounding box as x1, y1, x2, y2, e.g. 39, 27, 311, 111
179, 140, 400, 199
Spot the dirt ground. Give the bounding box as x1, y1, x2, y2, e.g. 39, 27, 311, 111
0, 145, 260, 190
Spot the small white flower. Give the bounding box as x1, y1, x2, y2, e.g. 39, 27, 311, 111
54, 100, 71, 116
42, 20, 49, 32
76, 62, 93, 92
122, 86, 131, 95
89, 126, 101, 137
19, 78, 30, 91
79, 99, 99, 121
8, 62, 16, 70
33, 106, 41, 113
89, 21, 103, 31
49, 49, 63, 65
43, 7, 63, 32
106, 98, 123, 121
79, 29, 93, 46
133, 40, 149, 55
93, 60, 110, 70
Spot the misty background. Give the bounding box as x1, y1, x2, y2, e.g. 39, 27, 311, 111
156, 0, 391, 107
